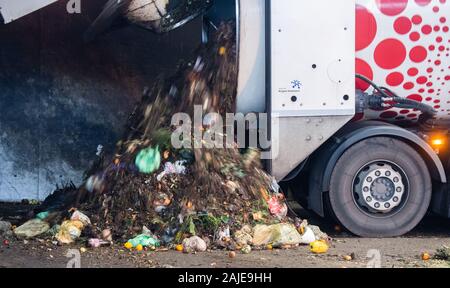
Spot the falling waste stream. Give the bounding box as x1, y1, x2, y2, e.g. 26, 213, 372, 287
11, 22, 330, 254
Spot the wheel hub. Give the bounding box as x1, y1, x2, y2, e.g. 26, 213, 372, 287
356, 164, 406, 213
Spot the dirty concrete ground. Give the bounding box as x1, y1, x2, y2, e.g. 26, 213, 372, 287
1, 202, 450, 268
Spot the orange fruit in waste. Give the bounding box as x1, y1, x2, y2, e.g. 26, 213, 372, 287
266, 245, 273, 250
421, 252, 431, 261
136, 244, 144, 252
163, 150, 170, 159
219, 47, 226, 55
228, 251, 236, 258
176, 244, 184, 252
124, 242, 133, 250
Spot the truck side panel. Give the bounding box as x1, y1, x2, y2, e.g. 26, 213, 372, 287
268, 0, 356, 180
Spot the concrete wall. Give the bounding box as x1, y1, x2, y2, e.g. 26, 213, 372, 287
0, 0, 201, 201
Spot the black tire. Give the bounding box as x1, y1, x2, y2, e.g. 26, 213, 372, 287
329, 137, 432, 237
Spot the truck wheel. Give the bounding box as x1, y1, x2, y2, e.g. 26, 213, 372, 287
329, 137, 431, 237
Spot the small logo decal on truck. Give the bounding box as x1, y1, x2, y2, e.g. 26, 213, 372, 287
291, 80, 303, 89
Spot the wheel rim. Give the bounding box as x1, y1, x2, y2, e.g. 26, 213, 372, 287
352, 160, 409, 218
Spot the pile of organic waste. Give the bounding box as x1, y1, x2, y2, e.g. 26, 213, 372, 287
14, 22, 329, 254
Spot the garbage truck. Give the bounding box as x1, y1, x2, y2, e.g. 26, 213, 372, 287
1, 0, 449, 237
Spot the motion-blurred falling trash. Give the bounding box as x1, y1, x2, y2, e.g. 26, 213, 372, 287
33, 21, 329, 253
156, 161, 187, 181
125, 231, 161, 248
86, 174, 106, 193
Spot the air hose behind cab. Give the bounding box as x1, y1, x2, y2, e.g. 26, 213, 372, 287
356, 74, 437, 123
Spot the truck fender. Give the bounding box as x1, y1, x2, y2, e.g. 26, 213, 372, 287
308, 121, 447, 217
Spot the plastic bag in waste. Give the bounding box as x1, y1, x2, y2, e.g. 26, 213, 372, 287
299, 220, 330, 242
135, 146, 161, 174
234, 225, 253, 246
182, 236, 207, 253
309, 225, 330, 242
70, 210, 91, 226
55, 220, 84, 244
126, 234, 160, 248
36, 211, 50, 220
47, 225, 61, 236
14, 219, 50, 239
299, 227, 316, 245
252, 224, 302, 247
156, 160, 187, 181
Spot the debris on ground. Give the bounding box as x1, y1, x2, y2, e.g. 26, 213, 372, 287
252, 224, 302, 247
310, 240, 329, 254
421, 252, 431, 261
70, 210, 91, 226
0, 221, 12, 238
299, 227, 316, 245
182, 236, 207, 253
126, 234, 160, 250
299, 220, 330, 242
6, 22, 329, 256
343, 254, 353, 261
241, 245, 252, 254
234, 225, 253, 247
14, 219, 50, 239
433, 246, 450, 261
88, 238, 111, 248
55, 220, 85, 244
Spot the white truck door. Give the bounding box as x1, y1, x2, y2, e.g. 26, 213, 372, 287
0, 0, 58, 24
269, 0, 356, 180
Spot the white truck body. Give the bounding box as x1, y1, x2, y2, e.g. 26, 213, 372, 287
237, 0, 356, 180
